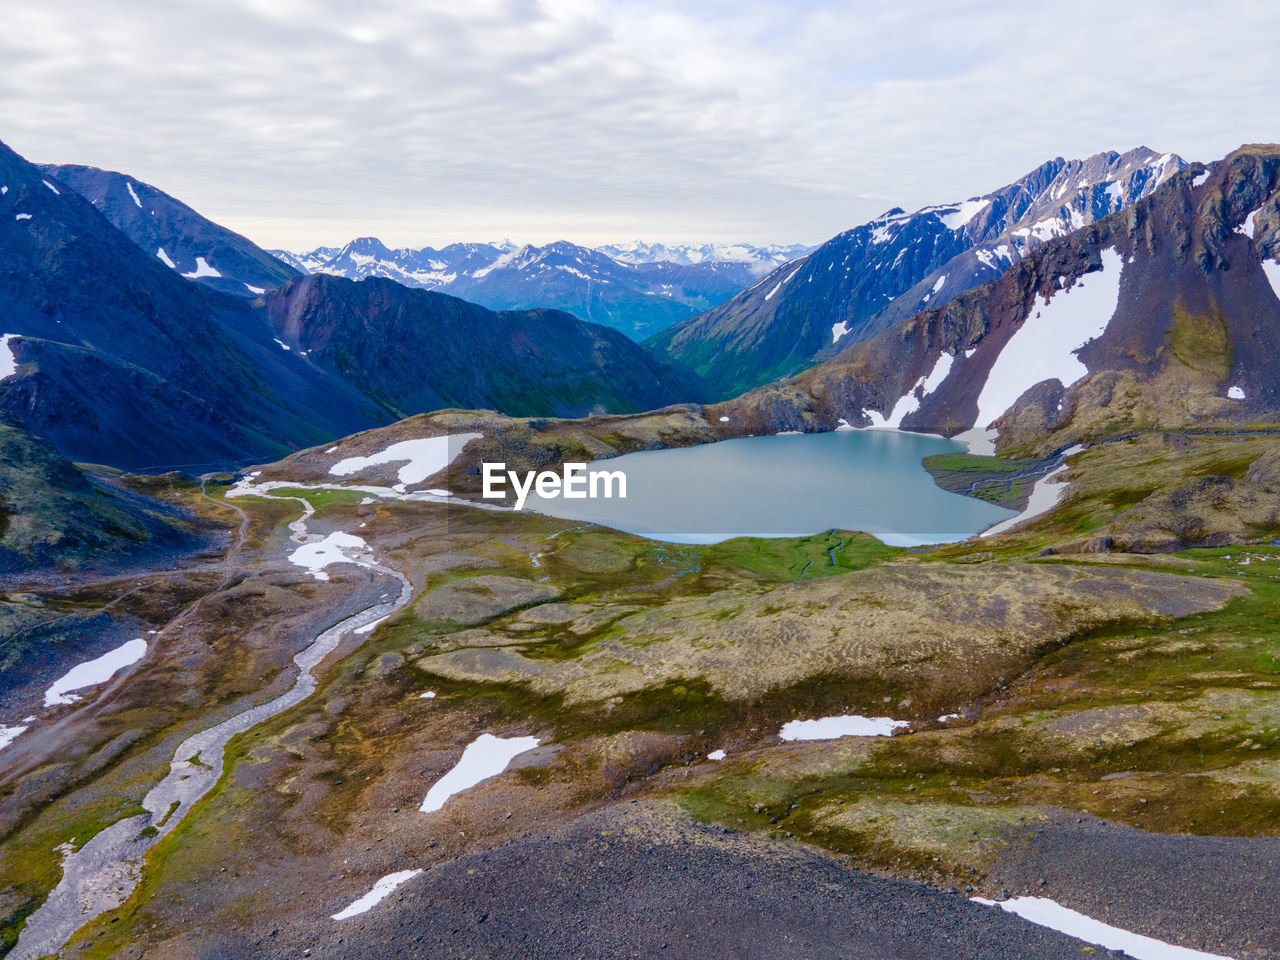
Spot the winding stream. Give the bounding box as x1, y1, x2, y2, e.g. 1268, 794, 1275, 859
12, 493, 413, 960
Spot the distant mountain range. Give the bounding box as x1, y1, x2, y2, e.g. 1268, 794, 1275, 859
596, 241, 811, 268
651, 148, 1187, 397
0, 140, 706, 474
272, 238, 808, 339
712, 146, 1280, 460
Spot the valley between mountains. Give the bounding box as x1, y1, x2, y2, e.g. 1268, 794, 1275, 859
3, 142, 1280, 959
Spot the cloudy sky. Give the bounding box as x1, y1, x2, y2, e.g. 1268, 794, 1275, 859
2, 0, 1277, 250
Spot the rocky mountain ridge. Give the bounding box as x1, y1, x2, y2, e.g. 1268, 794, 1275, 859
651, 148, 1187, 397
708, 146, 1280, 457
39, 163, 300, 298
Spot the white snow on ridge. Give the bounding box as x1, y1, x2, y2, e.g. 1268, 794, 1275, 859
288, 532, 369, 581
332, 870, 422, 921
973, 897, 1236, 960
156, 247, 176, 269
831, 320, 850, 344
974, 245, 1013, 273
182, 257, 222, 279
126, 181, 143, 208
420, 733, 540, 812
245, 283, 265, 295
981, 464, 1069, 537
329, 433, 482, 487
44, 638, 147, 708
779, 715, 908, 741
972, 248, 1124, 431
940, 199, 989, 231
0, 724, 28, 752
0, 335, 19, 380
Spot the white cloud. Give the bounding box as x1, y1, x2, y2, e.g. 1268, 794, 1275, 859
1, 0, 1276, 249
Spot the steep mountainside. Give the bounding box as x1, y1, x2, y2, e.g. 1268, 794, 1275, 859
0, 140, 385, 470
712, 146, 1280, 457
0, 418, 200, 574
652, 149, 1185, 397
287, 238, 761, 339
40, 163, 300, 297
265, 274, 709, 417
0, 139, 702, 471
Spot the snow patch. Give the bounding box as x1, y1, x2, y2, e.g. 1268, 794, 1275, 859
831, 320, 849, 344
354, 615, 389, 635
420, 690, 437, 699
718, 416, 729, 423
0, 335, 19, 380
44, 638, 147, 708
779, 715, 908, 741
245, 283, 265, 295
955, 427, 997, 456
41, 179, 60, 195
330, 434, 481, 487
0, 724, 28, 752
332, 870, 423, 921
420, 733, 540, 812
273, 338, 291, 351
182, 257, 222, 279
288, 532, 369, 581
940, 199, 988, 230
932, 274, 947, 294
15, 213, 31, 221
972, 897, 1235, 960
126, 181, 142, 207
972, 248, 1123, 430
863, 352, 954, 429
1191, 170, 1211, 189
1228, 385, 1246, 400
1262, 260, 1280, 301
707, 749, 726, 761
156, 247, 176, 269
981, 465, 1068, 537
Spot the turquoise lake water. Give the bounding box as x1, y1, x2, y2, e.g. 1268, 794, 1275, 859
528, 429, 1015, 546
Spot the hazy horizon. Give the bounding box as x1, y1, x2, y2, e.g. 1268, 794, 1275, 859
4, 0, 1277, 251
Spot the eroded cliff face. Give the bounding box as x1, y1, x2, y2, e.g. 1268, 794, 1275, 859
708, 146, 1280, 457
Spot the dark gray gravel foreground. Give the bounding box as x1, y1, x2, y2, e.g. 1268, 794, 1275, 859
253, 803, 1128, 960
986, 810, 1280, 959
